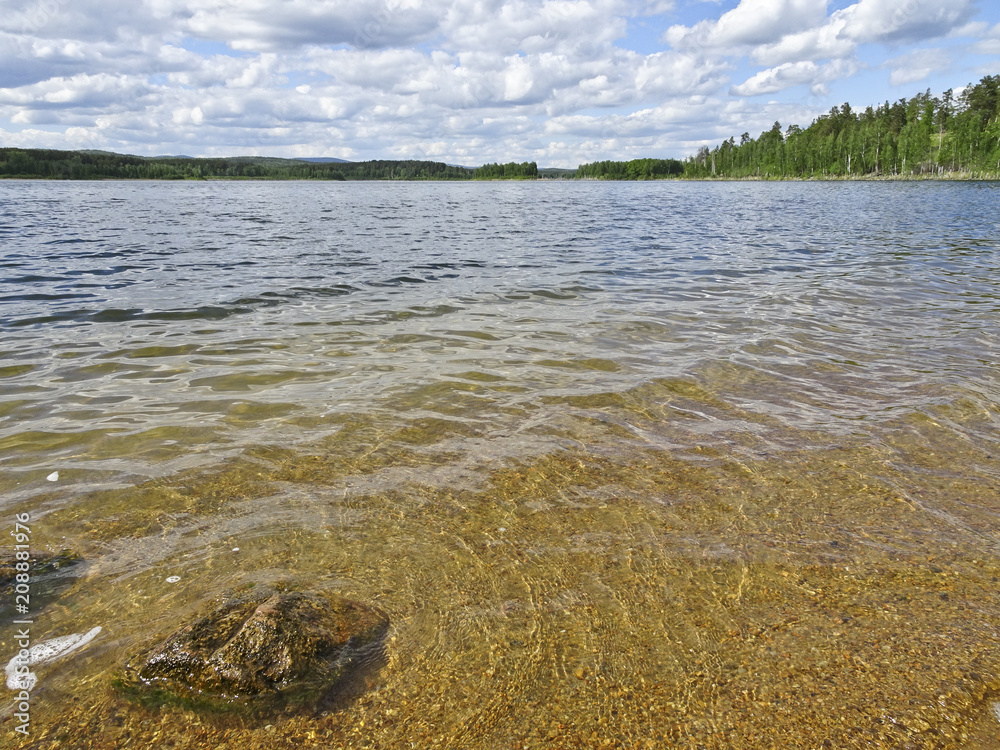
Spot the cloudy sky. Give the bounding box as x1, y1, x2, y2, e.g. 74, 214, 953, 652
1, 0, 998, 167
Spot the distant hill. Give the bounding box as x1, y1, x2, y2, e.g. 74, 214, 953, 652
295, 157, 350, 163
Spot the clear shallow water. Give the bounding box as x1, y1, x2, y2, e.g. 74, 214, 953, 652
2, 180, 1000, 748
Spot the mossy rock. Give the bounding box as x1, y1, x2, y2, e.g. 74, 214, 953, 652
125, 589, 389, 712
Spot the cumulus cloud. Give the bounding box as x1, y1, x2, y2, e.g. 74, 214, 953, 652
665, 0, 979, 98
635, 51, 730, 97
750, 18, 855, 67
0, 0, 187, 42
444, 0, 628, 55
884, 48, 952, 86
730, 58, 858, 96
669, 0, 977, 57
0, 72, 152, 110
664, 0, 829, 51
185, 0, 445, 51
837, 0, 975, 44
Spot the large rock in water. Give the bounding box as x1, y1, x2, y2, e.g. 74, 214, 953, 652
131, 589, 389, 710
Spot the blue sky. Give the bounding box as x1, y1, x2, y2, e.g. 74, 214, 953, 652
0, 0, 998, 167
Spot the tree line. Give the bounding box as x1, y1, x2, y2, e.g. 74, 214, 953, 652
684, 73, 1000, 179
0, 151, 477, 180
473, 161, 538, 179
576, 158, 684, 179
0, 151, 548, 181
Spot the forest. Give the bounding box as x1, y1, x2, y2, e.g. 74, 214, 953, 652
0, 150, 544, 181
575, 158, 684, 179
473, 161, 539, 179
0, 151, 477, 180
682, 73, 1000, 179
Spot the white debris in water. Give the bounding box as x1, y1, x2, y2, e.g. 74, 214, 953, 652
5, 626, 102, 690
232, 547, 240, 552
166, 576, 181, 583
46, 471, 59, 482
992, 702, 1000, 723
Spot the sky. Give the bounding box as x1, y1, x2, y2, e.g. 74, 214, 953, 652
0, 0, 998, 168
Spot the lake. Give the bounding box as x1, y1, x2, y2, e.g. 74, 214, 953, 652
2, 179, 1000, 747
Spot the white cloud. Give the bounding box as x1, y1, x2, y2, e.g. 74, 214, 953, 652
948, 21, 990, 38
837, 0, 975, 44
635, 51, 730, 96
750, 17, 854, 66
501, 56, 535, 101
640, 0, 675, 14
669, 0, 977, 62
885, 48, 951, 86
664, 0, 978, 100
665, 0, 829, 51
0, 72, 152, 109
968, 21, 1000, 54
730, 58, 858, 96
185, 0, 445, 51
0, 0, 186, 43
444, 0, 628, 55
973, 39, 1000, 55
172, 105, 202, 124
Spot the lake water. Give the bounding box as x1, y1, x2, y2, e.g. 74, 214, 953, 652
2, 179, 1000, 747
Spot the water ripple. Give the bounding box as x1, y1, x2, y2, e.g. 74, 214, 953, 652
0, 180, 998, 481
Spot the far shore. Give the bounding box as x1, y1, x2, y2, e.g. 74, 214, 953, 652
2, 172, 999, 182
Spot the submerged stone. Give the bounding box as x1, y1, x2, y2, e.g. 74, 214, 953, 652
0, 549, 81, 589
0, 549, 82, 616
128, 589, 389, 711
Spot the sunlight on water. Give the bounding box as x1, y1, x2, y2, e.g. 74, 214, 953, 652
1, 180, 1000, 748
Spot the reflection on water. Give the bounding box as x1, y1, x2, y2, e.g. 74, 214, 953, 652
1, 180, 1000, 747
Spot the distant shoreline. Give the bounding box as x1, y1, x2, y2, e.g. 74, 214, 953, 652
3, 174, 998, 182
2, 146, 998, 182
